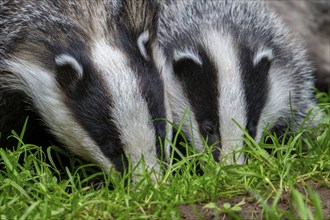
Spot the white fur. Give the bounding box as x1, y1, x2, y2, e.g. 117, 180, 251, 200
203, 31, 247, 164
4, 58, 113, 171
253, 48, 273, 66
137, 30, 150, 61
153, 44, 204, 152
173, 49, 202, 66
92, 38, 160, 171
55, 54, 83, 79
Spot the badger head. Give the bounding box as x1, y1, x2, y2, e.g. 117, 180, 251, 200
0, 0, 172, 178
154, 1, 317, 164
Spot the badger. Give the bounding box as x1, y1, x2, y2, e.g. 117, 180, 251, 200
154, 0, 320, 164
0, 0, 172, 178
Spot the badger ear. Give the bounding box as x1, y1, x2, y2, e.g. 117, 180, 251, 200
253, 48, 273, 68
252, 48, 273, 76
173, 49, 203, 66
55, 54, 83, 79
55, 54, 83, 91
137, 30, 151, 61
118, 0, 159, 61
172, 49, 203, 79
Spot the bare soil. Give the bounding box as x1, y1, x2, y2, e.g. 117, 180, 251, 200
179, 181, 330, 219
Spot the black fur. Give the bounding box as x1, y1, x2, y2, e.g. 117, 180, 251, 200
0, 90, 53, 148
172, 46, 221, 161
239, 45, 271, 139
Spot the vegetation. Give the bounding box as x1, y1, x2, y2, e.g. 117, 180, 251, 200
0, 90, 329, 219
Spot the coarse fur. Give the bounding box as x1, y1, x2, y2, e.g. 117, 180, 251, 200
154, 0, 321, 164
0, 0, 173, 177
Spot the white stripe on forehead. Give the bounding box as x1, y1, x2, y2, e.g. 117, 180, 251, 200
91, 38, 159, 170
203, 31, 246, 164
4, 58, 113, 170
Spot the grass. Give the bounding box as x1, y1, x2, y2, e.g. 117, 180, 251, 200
0, 90, 329, 219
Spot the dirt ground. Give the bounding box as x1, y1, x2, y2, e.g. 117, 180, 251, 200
179, 181, 330, 219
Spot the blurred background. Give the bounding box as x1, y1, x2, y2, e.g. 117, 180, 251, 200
269, 0, 330, 92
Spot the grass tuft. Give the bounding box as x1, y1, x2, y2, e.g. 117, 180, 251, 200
1, 91, 330, 219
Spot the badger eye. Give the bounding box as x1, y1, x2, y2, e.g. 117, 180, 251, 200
204, 125, 215, 135
200, 120, 220, 148
201, 120, 217, 136
55, 54, 83, 91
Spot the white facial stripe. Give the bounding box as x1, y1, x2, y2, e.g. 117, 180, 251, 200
4, 58, 113, 170
204, 31, 246, 164
55, 54, 83, 79
137, 30, 150, 61
173, 49, 203, 66
253, 48, 273, 66
92, 39, 159, 170
153, 45, 204, 152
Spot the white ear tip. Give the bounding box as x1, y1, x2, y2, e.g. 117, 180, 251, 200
253, 48, 273, 66
173, 49, 202, 65
55, 54, 83, 79
137, 30, 150, 61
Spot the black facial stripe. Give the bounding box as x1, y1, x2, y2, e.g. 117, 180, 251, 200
116, 27, 168, 161
139, 70, 168, 161
55, 39, 128, 173
172, 46, 221, 154
240, 45, 270, 139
